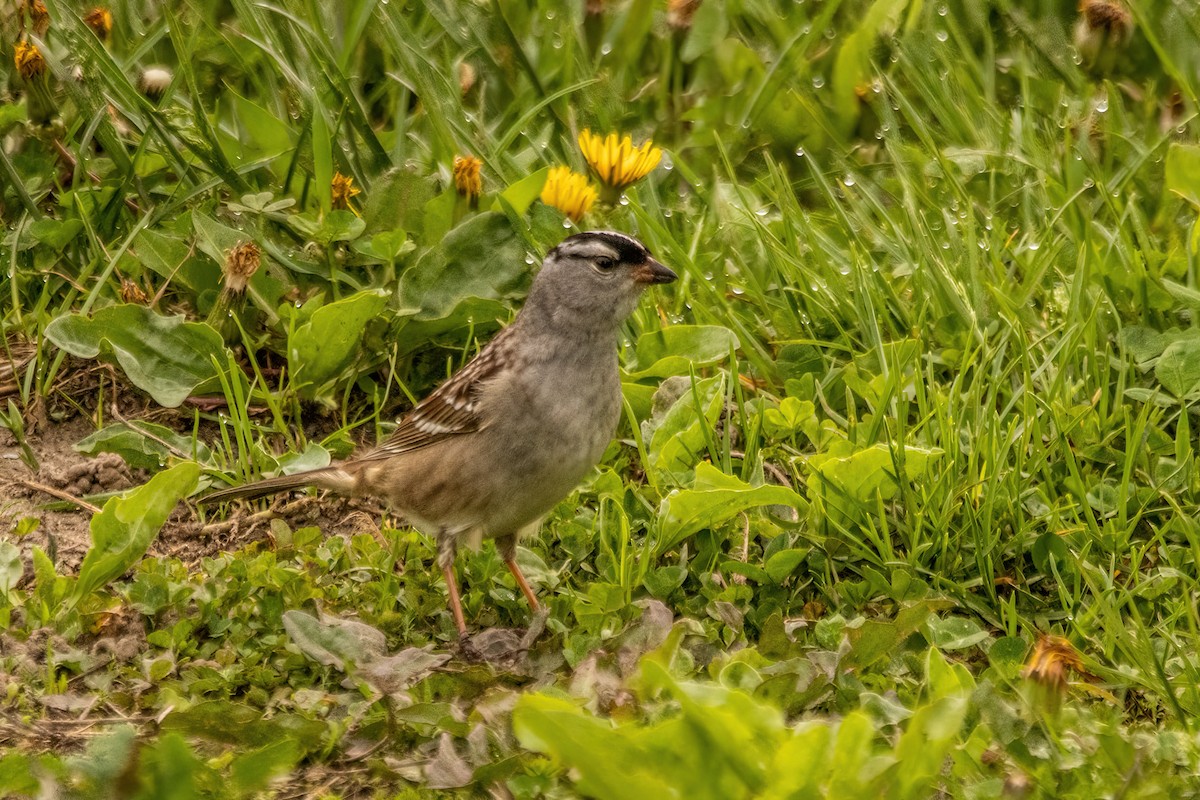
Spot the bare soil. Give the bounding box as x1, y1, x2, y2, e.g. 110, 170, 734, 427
0, 375, 387, 586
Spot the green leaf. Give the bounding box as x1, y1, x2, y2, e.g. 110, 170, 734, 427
1155, 337, 1200, 396
281, 610, 387, 670
513, 694, 676, 800
681, 0, 728, 63
28, 219, 84, 251
627, 325, 738, 379
657, 462, 807, 553
647, 375, 725, 478
764, 548, 808, 583
807, 443, 942, 503
312, 108, 333, 213
75, 421, 213, 470
398, 212, 529, 321
162, 700, 326, 751
492, 166, 549, 217
0, 542, 21, 596
1166, 143, 1200, 208
923, 615, 989, 650
44, 306, 226, 408
72, 462, 199, 604
135, 228, 220, 297
288, 289, 390, 398
230, 740, 302, 793
831, 0, 910, 132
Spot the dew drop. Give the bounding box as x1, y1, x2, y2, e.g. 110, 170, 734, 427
811, 75, 825, 90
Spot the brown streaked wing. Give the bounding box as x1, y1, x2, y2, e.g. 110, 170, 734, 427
354, 325, 518, 461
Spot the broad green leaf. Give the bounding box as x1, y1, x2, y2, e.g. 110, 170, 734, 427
657, 462, 807, 553
807, 443, 942, 503
764, 548, 808, 583
1166, 143, 1200, 208
627, 325, 738, 379
843, 602, 934, 670
29, 219, 84, 251
492, 166, 549, 217
45, 306, 226, 408
831, 0, 910, 133
228, 87, 294, 155
162, 701, 326, 751
1155, 338, 1200, 396
230, 740, 302, 793
398, 212, 529, 321
513, 694, 676, 800
288, 289, 389, 398
0, 542, 20, 595
362, 168, 437, 235
135, 228, 221, 296
646, 375, 725, 478
923, 615, 989, 651
72, 462, 199, 604
75, 421, 213, 470
1117, 325, 1168, 365
281, 610, 387, 670
681, 0, 728, 63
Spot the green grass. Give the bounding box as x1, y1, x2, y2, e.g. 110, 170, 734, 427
3, 0, 1200, 796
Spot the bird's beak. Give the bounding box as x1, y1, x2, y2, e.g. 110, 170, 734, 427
632, 257, 677, 285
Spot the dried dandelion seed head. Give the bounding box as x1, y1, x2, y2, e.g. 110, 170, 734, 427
331, 172, 362, 214
540, 166, 596, 223
223, 242, 262, 294
13, 41, 47, 82
84, 7, 114, 41
139, 66, 173, 99
453, 155, 483, 206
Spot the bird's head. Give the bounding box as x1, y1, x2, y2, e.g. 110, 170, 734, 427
527, 231, 676, 331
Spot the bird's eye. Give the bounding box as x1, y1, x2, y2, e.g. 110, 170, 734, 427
594, 256, 617, 271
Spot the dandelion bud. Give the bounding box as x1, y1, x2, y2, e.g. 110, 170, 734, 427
24, 0, 50, 36
1023, 635, 1085, 711
453, 155, 483, 209
84, 7, 114, 41
577, 129, 661, 204
331, 172, 361, 215
13, 41, 47, 83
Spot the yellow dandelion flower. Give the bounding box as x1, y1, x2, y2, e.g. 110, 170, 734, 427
25, 0, 50, 36
540, 166, 597, 223
331, 172, 361, 215
84, 7, 114, 41
578, 129, 662, 202
13, 41, 46, 82
453, 155, 483, 208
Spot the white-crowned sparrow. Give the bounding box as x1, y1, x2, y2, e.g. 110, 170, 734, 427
202, 231, 677, 634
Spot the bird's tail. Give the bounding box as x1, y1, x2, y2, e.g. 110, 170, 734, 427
199, 467, 354, 505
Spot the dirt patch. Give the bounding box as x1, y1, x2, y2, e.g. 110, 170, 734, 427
1, 380, 388, 583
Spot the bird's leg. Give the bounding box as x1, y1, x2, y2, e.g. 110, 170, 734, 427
437, 530, 467, 636
498, 534, 540, 611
